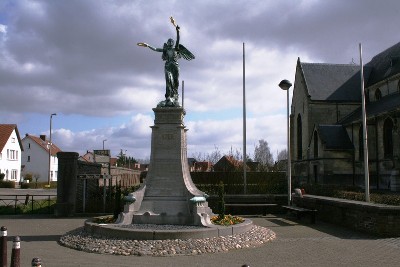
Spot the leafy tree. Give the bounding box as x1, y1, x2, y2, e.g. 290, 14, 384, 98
254, 139, 274, 171
116, 150, 137, 168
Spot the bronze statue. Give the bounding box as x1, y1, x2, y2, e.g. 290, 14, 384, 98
138, 17, 195, 107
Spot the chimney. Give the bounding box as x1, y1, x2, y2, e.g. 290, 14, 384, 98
40, 135, 46, 141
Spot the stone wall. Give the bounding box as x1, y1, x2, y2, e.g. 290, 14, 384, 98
293, 194, 400, 237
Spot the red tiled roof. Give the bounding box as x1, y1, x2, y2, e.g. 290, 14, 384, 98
0, 124, 23, 152
24, 135, 62, 156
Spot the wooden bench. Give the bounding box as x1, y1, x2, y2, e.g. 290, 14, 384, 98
282, 205, 317, 224
225, 203, 278, 216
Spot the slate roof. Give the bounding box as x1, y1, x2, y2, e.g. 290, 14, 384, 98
24, 135, 62, 156
338, 92, 400, 125
365, 42, 400, 87
0, 124, 23, 152
300, 61, 361, 101
317, 125, 354, 150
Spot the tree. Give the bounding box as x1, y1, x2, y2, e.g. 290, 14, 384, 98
254, 139, 274, 171
116, 150, 137, 168
277, 149, 287, 161
275, 149, 288, 171
207, 145, 222, 164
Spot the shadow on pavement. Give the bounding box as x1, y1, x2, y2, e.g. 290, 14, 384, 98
9, 235, 61, 242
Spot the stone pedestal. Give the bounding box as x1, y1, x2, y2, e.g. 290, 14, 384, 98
118, 107, 214, 226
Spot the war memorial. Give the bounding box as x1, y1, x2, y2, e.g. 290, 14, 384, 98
59, 18, 275, 256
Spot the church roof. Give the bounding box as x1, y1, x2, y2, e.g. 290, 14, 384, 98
338, 92, 400, 125
300, 61, 361, 101
317, 125, 354, 150
365, 42, 400, 87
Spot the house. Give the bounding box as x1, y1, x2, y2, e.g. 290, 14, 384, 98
291, 42, 400, 190
79, 151, 95, 163
193, 161, 213, 172
0, 124, 23, 182
21, 134, 62, 183
213, 155, 248, 172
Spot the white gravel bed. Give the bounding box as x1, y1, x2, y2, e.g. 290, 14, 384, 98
59, 225, 276, 256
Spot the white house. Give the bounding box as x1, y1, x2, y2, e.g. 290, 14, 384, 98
21, 134, 62, 183
0, 124, 23, 182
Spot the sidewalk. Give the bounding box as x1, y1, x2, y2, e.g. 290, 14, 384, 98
1, 214, 400, 267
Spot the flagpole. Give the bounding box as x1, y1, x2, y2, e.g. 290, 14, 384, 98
359, 43, 370, 202
243, 42, 247, 194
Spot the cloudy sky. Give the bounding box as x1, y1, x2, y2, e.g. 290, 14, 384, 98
1, 0, 399, 161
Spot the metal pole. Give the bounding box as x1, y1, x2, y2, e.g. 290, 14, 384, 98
103, 139, 107, 150
243, 42, 247, 194
279, 80, 292, 205
360, 43, 370, 202
0, 226, 7, 267
48, 113, 56, 187
287, 89, 292, 205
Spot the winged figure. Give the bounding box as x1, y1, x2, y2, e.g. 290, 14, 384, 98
138, 20, 195, 107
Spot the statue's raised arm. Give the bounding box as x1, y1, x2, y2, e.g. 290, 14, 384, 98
137, 17, 195, 107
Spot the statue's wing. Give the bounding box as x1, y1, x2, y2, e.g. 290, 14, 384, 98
178, 44, 195, 60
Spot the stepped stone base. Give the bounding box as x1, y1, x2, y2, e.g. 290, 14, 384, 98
117, 107, 215, 226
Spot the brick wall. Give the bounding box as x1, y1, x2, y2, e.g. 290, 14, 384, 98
293, 194, 400, 236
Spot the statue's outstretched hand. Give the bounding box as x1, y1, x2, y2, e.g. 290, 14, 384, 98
137, 42, 148, 47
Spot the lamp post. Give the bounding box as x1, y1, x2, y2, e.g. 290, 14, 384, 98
103, 139, 107, 150
279, 80, 292, 205
48, 113, 57, 187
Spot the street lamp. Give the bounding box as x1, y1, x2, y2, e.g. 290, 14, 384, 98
279, 79, 292, 205
103, 139, 107, 150
48, 113, 57, 187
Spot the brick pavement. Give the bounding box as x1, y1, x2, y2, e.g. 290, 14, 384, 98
1, 214, 400, 267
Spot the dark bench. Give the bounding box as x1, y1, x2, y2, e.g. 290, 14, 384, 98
282, 205, 317, 224
225, 203, 278, 216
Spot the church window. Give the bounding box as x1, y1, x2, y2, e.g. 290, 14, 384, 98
375, 88, 382, 100
313, 130, 318, 158
297, 114, 303, 159
383, 118, 394, 158
359, 126, 364, 160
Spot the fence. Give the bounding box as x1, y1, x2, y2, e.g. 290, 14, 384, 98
191, 171, 286, 195
0, 194, 57, 215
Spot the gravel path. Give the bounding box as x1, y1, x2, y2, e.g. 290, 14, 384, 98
59, 225, 276, 256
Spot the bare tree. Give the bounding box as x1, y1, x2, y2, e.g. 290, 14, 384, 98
207, 145, 222, 164
277, 149, 287, 161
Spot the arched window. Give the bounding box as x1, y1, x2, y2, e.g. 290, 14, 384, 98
375, 88, 382, 100
359, 126, 364, 160
383, 118, 394, 158
314, 130, 318, 158
297, 114, 303, 159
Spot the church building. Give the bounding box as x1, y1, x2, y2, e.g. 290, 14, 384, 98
291, 42, 400, 190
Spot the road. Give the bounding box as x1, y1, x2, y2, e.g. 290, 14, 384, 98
0, 188, 57, 195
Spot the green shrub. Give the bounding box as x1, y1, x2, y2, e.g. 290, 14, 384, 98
0, 173, 5, 181
0, 180, 15, 188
